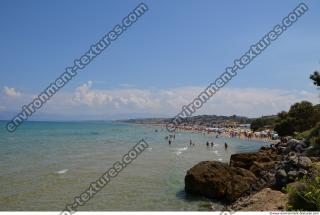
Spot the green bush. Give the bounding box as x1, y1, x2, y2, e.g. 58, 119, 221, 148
306, 123, 320, 156
274, 101, 320, 137
294, 129, 312, 140
250, 116, 277, 131
284, 163, 320, 211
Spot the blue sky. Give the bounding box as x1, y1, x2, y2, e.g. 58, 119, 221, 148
0, 0, 319, 120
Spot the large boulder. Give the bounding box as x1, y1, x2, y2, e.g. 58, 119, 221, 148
185, 161, 257, 202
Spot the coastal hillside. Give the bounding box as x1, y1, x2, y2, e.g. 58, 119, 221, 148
121, 114, 255, 127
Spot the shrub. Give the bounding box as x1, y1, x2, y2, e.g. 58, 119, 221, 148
284, 163, 320, 211
306, 122, 320, 156
274, 101, 320, 137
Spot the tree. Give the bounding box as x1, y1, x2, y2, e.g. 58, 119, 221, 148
251, 118, 264, 131
288, 101, 317, 132
274, 117, 296, 136
310, 71, 320, 87
274, 101, 319, 136
250, 116, 277, 131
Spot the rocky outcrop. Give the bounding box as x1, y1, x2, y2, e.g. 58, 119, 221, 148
185, 161, 257, 202
229, 149, 281, 170
184, 138, 315, 210
228, 142, 312, 191
228, 188, 287, 211
229, 148, 282, 178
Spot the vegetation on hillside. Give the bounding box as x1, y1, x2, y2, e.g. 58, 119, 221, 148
284, 162, 320, 211
282, 72, 320, 211
274, 101, 320, 137
250, 115, 277, 131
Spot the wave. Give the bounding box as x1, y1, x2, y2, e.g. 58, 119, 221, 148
176, 147, 188, 151
55, 169, 69, 174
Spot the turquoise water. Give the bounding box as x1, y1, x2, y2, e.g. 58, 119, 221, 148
0, 121, 268, 211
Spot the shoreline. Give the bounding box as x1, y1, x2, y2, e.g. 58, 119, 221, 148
129, 122, 278, 145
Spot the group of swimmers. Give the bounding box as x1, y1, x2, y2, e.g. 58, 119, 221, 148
206, 141, 214, 147
165, 132, 229, 149
166, 134, 176, 145
168, 138, 228, 150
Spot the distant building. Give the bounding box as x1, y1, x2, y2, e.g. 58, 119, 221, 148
238, 124, 251, 128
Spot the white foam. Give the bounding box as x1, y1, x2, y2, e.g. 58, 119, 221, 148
176, 147, 188, 151
176, 151, 182, 156
55, 169, 69, 174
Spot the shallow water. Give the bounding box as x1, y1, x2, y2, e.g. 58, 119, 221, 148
0, 121, 268, 211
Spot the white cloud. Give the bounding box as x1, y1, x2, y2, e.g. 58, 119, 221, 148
65, 82, 319, 117
72, 81, 161, 109
1, 82, 319, 119
3, 87, 22, 97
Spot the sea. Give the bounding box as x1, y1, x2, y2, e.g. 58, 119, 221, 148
0, 121, 268, 211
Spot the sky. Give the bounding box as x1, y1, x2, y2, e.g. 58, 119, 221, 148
0, 0, 319, 120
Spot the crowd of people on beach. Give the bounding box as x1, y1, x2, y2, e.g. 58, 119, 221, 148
171, 125, 279, 142
159, 123, 279, 152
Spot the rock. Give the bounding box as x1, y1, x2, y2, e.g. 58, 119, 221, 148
286, 139, 308, 153
297, 168, 308, 176
251, 171, 276, 191
226, 167, 258, 202
277, 146, 287, 154
298, 156, 312, 169
275, 169, 287, 188
310, 157, 320, 162
286, 153, 299, 167
230, 150, 280, 171
185, 161, 229, 199
260, 146, 269, 151
308, 162, 320, 179
287, 170, 298, 178
229, 188, 287, 211
249, 161, 278, 177
185, 161, 257, 202
229, 153, 260, 169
